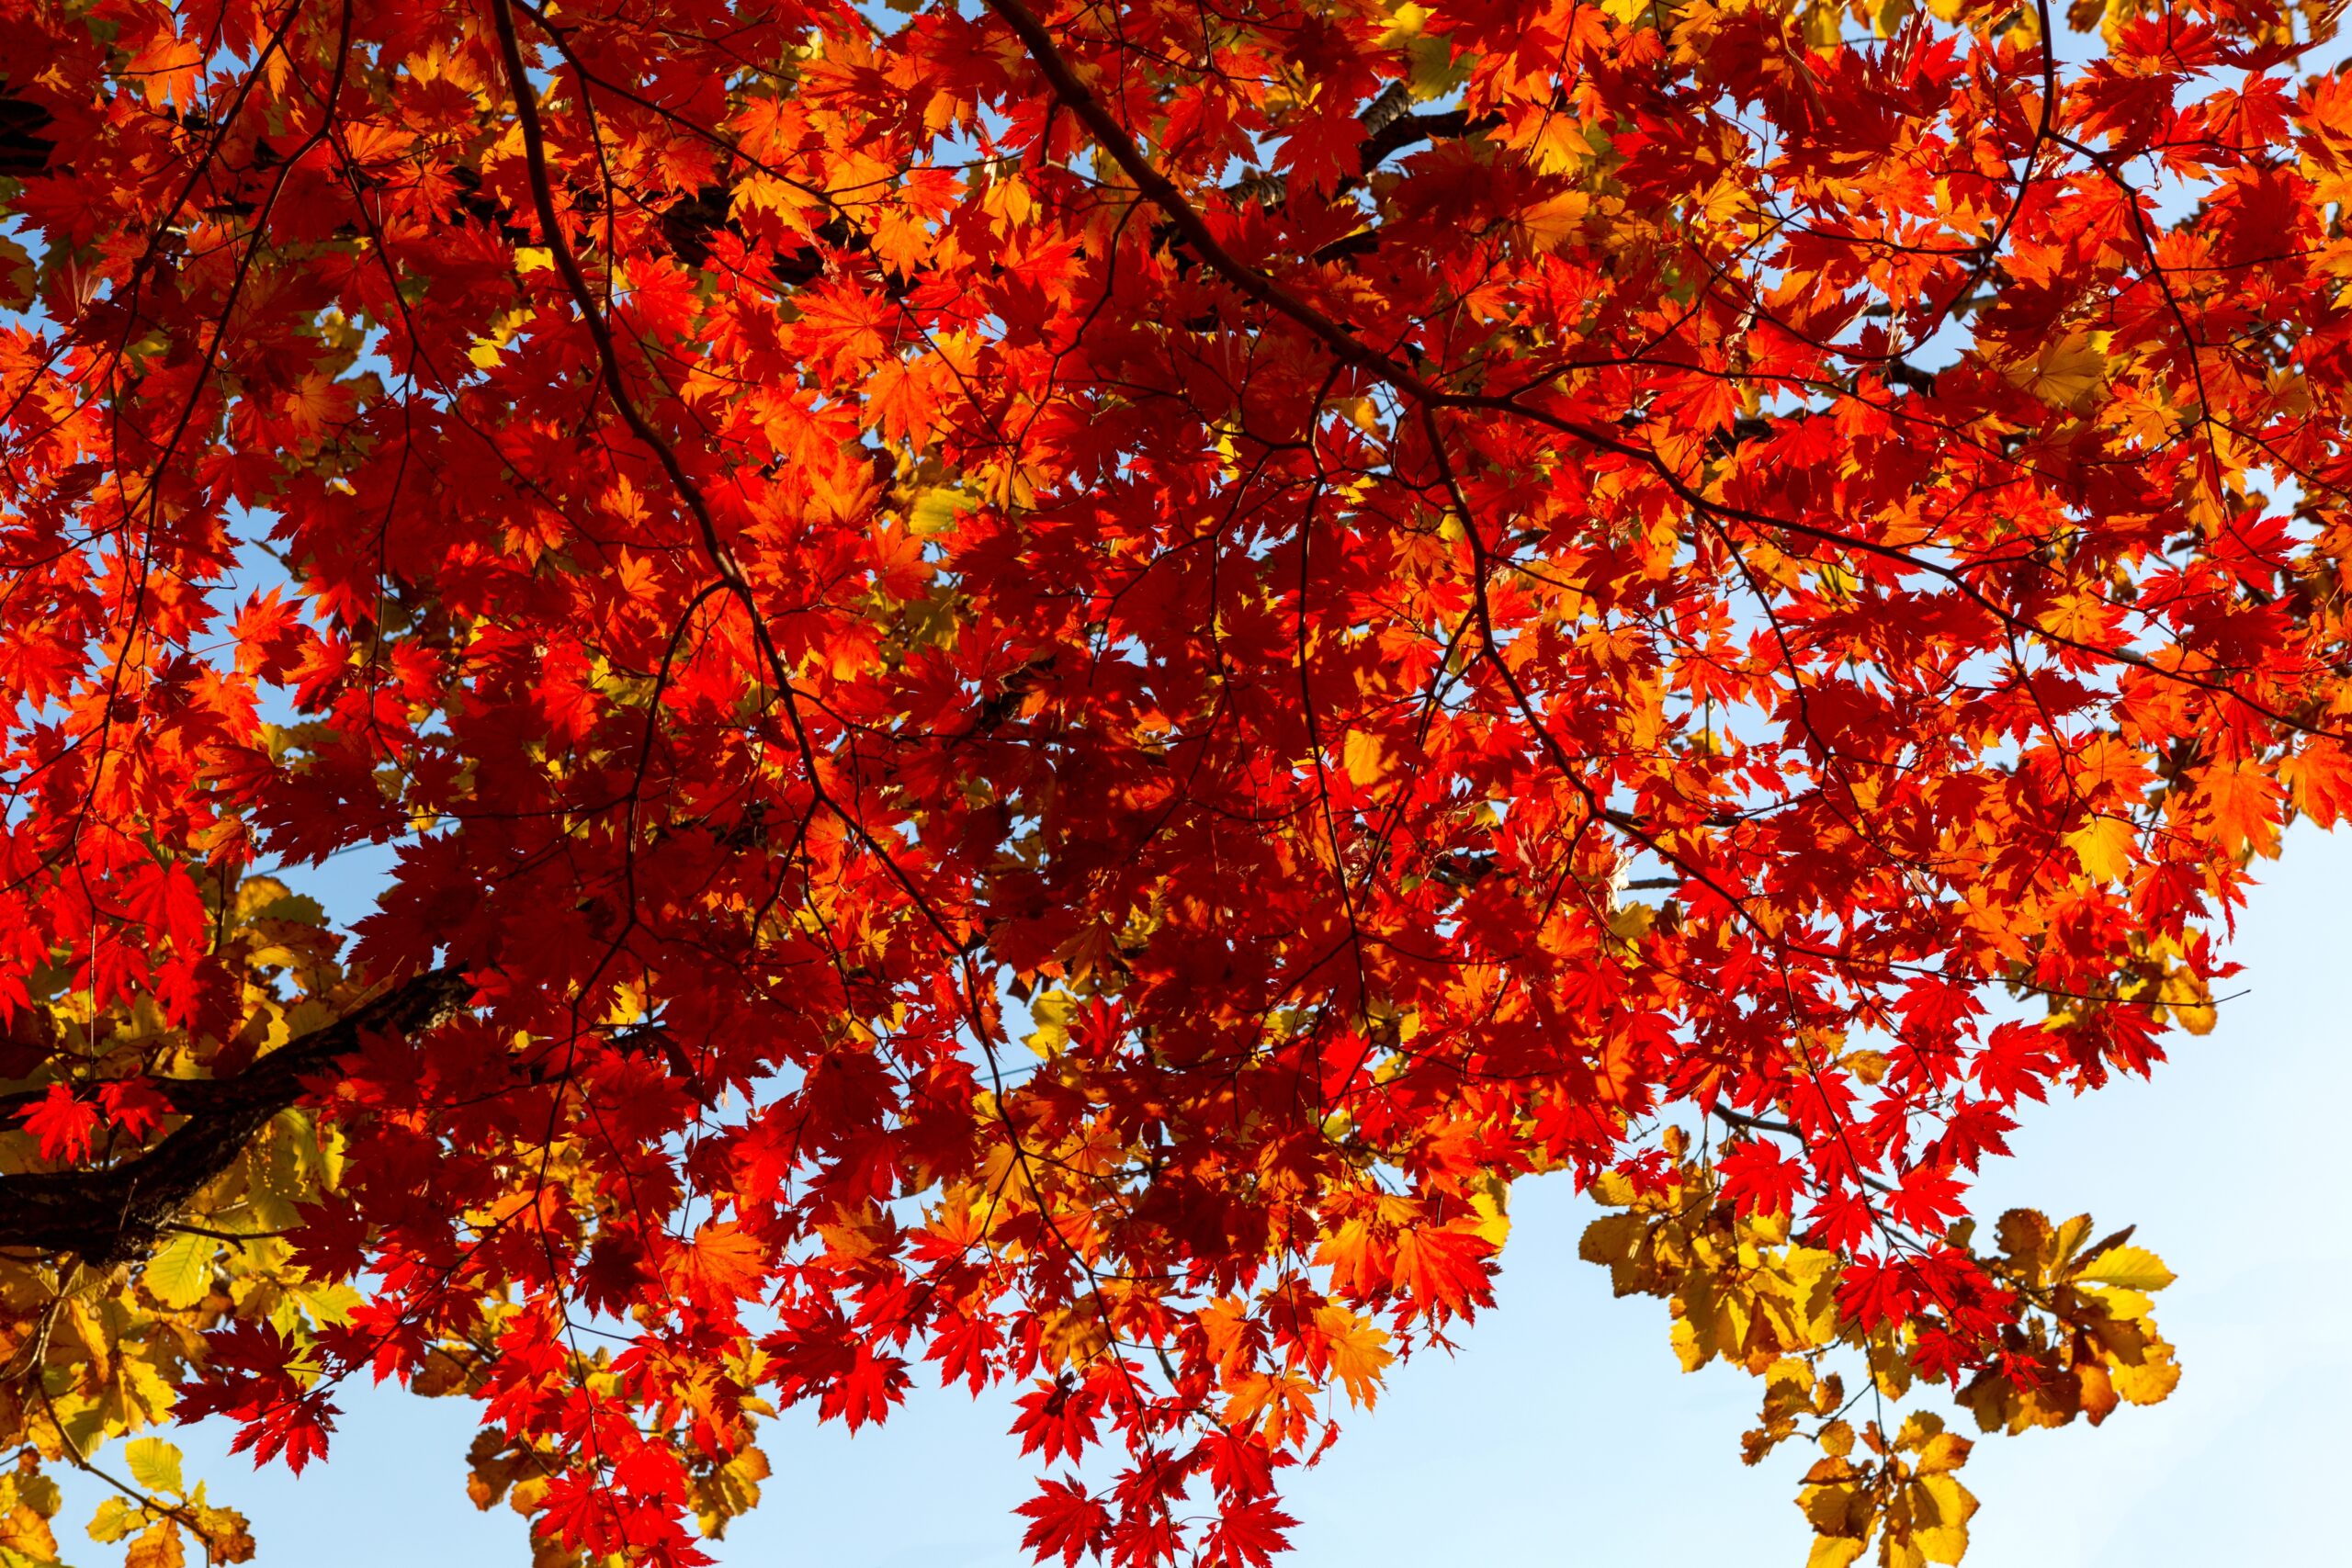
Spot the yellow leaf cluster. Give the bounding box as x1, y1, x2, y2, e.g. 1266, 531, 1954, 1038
1581, 1153, 2183, 1568
1798, 1413, 1978, 1568
1578, 1167, 1841, 1374
1957, 1211, 2183, 1433
0, 874, 373, 1568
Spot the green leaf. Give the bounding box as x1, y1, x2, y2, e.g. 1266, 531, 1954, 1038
292, 1280, 364, 1328
143, 1231, 215, 1310
910, 488, 976, 536
123, 1437, 184, 1499
88, 1496, 142, 1545
245, 891, 326, 928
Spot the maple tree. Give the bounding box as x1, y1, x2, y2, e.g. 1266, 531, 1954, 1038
1, 0, 2348, 1558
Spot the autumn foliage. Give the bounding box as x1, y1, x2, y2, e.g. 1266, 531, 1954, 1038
1, 0, 2348, 1560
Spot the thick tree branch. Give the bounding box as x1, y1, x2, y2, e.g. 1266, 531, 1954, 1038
0, 969, 471, 1262
1359, 107, 1485, 172
0, 87, 53, 178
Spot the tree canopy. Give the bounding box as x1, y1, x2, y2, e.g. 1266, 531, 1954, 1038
1, 0, 2348, 1562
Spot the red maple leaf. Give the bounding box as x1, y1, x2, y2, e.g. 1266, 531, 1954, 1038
1018, 1477, 1113, 1568
19, 1084, 96, 1164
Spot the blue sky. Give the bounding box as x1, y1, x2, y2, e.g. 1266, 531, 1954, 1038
51, 825, 2349, 1566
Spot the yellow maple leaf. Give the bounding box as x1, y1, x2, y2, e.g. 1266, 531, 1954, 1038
1525, 116, 1594, 175
2064, 816, 2137, 884
1314, 1304, 1396, 1408
730, 173, 818, 234
2007, 330, 2110, 406
1519, 191, 1591, 252
1340, 730, 1395, 787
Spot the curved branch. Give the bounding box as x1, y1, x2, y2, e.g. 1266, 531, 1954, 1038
979, 0, 1451, 403
979, 0, 2344, 746
0, 968, 471, 1262
0, 86, 53, 178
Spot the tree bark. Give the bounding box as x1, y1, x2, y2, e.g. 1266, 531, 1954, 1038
0, 969, 471, 1263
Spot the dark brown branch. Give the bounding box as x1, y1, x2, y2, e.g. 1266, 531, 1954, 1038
0, 87, 54, 179
1714, 1106, 1802, 1139
0, 969, 470, 1262
981, 0, 2344, 747
980, 0, 1454, 405
1359, 107, 1484, 173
